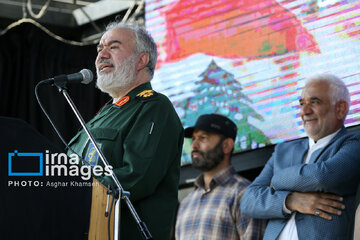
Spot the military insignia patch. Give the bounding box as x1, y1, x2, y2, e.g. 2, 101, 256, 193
136, 90, 158, 101
114, 96, 130, 107
85, 142, 102, 166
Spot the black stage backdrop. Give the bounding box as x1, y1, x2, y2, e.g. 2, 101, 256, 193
0, 21, 109, 148
0, 21, 109, 240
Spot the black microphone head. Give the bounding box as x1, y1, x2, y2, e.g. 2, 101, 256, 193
80, 69, 93, 84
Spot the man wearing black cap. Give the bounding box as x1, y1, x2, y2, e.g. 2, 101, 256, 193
175, 114, 265, 240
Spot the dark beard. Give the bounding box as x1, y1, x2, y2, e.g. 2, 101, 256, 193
191, 140, 224, 171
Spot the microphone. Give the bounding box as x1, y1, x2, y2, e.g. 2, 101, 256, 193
43, 69, 93, 85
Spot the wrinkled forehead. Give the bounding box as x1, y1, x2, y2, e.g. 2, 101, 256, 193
99, 28, 135, 48
301, 81, 330, 99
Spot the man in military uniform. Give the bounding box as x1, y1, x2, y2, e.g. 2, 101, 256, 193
68, 21, 184, 239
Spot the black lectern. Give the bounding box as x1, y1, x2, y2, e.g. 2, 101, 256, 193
0, 117, 91, 240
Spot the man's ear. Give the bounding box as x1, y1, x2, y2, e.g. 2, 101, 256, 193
335, 100, 348, 120
136, 52, 149, 71
222, 138, 234, 155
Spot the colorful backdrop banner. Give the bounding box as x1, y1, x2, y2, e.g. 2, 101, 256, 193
145, 0, 360, 165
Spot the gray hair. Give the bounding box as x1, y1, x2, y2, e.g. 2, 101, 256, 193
305, 73, 350, 114
105, 21, 157, 79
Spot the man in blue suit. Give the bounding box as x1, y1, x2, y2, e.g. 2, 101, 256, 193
241, 73, 360, 239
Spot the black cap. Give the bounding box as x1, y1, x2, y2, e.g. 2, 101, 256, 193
184, 114, 237, 140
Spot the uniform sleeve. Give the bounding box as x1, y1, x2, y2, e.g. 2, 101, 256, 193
240, 145, 291, 219
235, 183, 266, 240
106, 97, 183, 202
271, 132, 360, 195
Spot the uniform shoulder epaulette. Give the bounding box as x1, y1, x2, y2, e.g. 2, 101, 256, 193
136, 89, 158, 101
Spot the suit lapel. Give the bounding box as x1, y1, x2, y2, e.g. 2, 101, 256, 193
311, 127, 347, 163
292, 138, 309, 165
308, 148, 323, 164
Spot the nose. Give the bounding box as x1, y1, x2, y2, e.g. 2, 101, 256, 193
96, 48, 110, 62
192, 138, 199, 151
301, 102, 313, 115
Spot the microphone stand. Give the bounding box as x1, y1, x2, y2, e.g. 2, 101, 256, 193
53, 79, 152, 240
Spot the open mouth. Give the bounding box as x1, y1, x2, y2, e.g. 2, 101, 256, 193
98, 63, 114, 72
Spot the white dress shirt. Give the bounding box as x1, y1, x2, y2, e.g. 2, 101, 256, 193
277, 129, 340, 240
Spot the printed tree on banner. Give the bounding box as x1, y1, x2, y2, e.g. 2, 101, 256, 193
180, 60, 270, 151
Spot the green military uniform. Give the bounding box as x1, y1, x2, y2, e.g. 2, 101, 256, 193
68, 82, 184, 240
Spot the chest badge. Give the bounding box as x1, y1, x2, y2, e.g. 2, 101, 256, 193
114, 96, 130, 107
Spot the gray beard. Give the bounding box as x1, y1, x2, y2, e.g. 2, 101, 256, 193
96, 54, 137, 97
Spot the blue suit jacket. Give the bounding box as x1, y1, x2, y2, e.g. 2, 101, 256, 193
241, 127, 360, 240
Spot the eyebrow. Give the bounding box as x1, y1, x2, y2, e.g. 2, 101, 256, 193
299, 97, 322, 103
97, 40, 122, 49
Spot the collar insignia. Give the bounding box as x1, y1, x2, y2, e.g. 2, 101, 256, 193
114, 96, 130, 107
